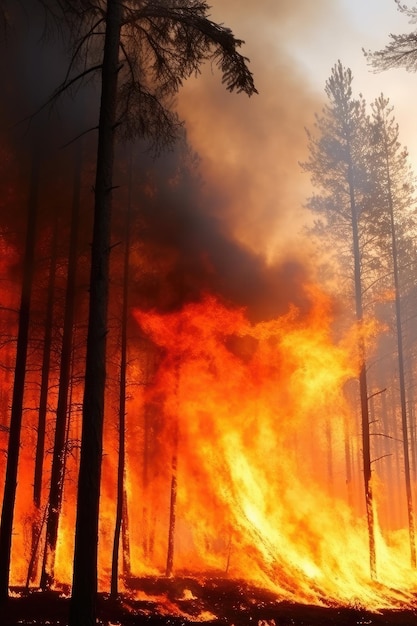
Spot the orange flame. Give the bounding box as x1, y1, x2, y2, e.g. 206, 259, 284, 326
130, 289, 417, 608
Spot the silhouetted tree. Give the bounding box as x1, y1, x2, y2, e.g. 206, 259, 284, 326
110, 146, 133, 599
0, 145, 41, 603
364, 1, 417, 72
40, 141, 83, 590
34, 3, 257, 624
28, 215, 59, 585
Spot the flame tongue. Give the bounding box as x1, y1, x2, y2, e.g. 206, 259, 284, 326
133, 291, 417, 608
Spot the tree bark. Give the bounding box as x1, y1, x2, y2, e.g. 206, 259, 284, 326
110, 146, 133, 598
384, 147, 416, 566
0, 148, 40, 603
166, 451, 178, 578
69, 1, 122, 623
348, 155, 376, 579
41, 141, 83, 590
28, 215, 59, 586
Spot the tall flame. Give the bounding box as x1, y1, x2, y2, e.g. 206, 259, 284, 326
129, 289, 417, 608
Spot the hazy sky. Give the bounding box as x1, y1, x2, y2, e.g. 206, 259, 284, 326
298, 0, 417, 155
176, 1, 417, 265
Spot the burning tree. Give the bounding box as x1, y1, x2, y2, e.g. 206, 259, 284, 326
0, 1, 257, 624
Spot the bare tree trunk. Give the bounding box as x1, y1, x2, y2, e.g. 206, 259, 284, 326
110, 146, 133, 598
69, 2, 122, 623
41, 141, 83, 590
0, 149, 40, 603
166, 380, 179, 578
166, 448, 178, 578
348, 155, 376, 579
386, 161, 416, 566
28, 216, 59, 585
121, 471, 131, 578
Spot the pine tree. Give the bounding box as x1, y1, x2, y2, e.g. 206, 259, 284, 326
370, 94, 417, 567
301, 61, 377, 578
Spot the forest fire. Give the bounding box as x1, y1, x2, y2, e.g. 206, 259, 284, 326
3, 282, 417, 624
128, 292, 416, 609
3, 1, 417, 625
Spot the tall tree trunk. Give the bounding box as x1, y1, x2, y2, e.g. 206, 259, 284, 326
166, 387, 179, 578
69, 2, 122, 623
385, 152, 417, 566
166, 449, 178, 578
28, 215, 59, 585
41, 141, 83, 590
121, 470, 131, 578
110, 147, 133, 598
0, 149, 40, 603
348, 156, 376, 579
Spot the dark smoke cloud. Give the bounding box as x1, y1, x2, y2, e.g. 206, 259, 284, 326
1, 1, 339, 324
138, 0, 340, 319
129, 154, 313, 321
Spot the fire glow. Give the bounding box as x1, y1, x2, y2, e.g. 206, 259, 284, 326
128, 291, 417, 608
2, 256, 417, 611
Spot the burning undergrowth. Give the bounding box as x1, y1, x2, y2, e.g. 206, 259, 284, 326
124, 291, 416, 610
3, 577, 417, 625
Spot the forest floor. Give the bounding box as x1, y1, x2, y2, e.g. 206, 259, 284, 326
3, 576, 417, 625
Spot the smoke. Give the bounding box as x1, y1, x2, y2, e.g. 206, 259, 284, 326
0, 1, 343, 322
119, 0, 346, 322
130, 0, 341, 320
175, 0, 337, 263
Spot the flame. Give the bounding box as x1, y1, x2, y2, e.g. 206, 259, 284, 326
129, 289, 417, 608
2, 234, 417, 610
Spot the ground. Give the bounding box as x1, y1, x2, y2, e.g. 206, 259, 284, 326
3, 577, 417, 625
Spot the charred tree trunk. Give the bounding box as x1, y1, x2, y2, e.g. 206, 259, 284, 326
69, 2, 122, 623
166, 449, 178, 578
28, 216, 59, 585
121, 471, 131, 577
166, 377, 179, 578
41, 142, 83, 590
0, 149, 40, 603
110, 147, 133, 599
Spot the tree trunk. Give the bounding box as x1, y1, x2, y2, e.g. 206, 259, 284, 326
348, 156, 376, 579
41, 141, 83, 590
69, 1, 122, 623
28, 215, 59, 585
110, 146, 133, 598
385, 151, 417, 566
0, 149, 40, 603
166, 450, 178, 578
166, 395, 179, 578
121, 471, 131, 578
